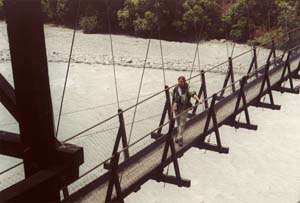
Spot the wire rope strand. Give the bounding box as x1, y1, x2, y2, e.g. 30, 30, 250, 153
55, 0, 81, 138
155, 0, 166, 86
106, 0, 120, 109
127, 33, 153, 145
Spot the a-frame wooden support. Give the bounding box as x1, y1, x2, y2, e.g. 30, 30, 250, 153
256, 40, 277, 76
224, 76, 258, 130
218, 57, 236, 99
152, 119, 191, 187
247, 46, 259, 77
105, 153, 124, 203
151, 85, 173, 139
293, 60, 300, 80
189, 70, 209, 118
104, 109, 129, 170
194, 94, 229, 154
274, 51, 300, 94
251, 62, 281, 110
267, 40, 277, 66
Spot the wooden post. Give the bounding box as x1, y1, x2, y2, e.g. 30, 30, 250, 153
152, 119, 190, 187
190, 70, 208, 117
1, 1, 83, 202
251, 62, 281, 110
247, 46, 258, 77
105, 153, 124, 203
194, 94, 229, 154
218, 57, 235, 99
6, 0, 57, 178
266, 40, 276, 66
104, 109, 129, 170
224, 76, 258, 130
151, 85, 172, 139
274, 51, 299, 94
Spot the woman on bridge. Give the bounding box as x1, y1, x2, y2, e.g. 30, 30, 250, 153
172, 76, 202, 146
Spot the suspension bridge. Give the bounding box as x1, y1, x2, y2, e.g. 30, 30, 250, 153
0, 1, 300, 203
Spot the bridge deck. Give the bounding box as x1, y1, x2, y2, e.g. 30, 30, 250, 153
63, 47, 300, 202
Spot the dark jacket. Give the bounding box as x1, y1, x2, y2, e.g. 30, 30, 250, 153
172, 84, 196, 111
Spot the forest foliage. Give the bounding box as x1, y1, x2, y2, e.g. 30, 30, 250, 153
1, 0, 300, 44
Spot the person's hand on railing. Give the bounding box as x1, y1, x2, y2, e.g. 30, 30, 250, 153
193, 95, 202, 104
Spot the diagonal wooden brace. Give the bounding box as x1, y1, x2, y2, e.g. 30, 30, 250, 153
274, 51, 299, 94
266, 40, 277, 66
189, 70, 209, 118
247, 46, 259, 78
252, 62, 281, 110
224, 76, 258, 131
152, 119, 190, 188
194, 94, 229, 154
151, 85, 173, 139
292, 61, 300, 79
218, 57, 236, 99
0, 73, 18, 121
104, 109, 129, 170
105, 153, 124, 203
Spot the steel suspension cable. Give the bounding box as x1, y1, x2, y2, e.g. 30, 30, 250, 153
195, 22, 205, 73
224, 3, 230, 59
188, 40, 200, 84
188, 18, 203, 85
155, 0, 166, 86
119, 30, 154, 185
188, 27, 205, 84
55, 0, 81, 138
127, 32, 153, 146
106, 0, 120, 109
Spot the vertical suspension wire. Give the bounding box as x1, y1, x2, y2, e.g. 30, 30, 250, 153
155, 0, 166, 86
196, 22, 205, 73
246, 0, 252, 42
155, 0, 169, 187
222, 0, 236, 59
127, 34, 153, 146
119, 32, 153, 184
247, 0, 254, 74
224, 0, 229, 59
188, 21, 199, 85
196, 23, 206, 111
230, 43, 236, 58
188, 39, 200, 84
226, 32, 229, 58
223, 1, 236, 93
55, 0, 81, 138
106, 0, 120, 109
188, 17, 205, 85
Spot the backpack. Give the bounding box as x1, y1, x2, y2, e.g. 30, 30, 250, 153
173, 85, 192, 109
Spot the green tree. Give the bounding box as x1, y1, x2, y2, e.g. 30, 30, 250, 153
174, 0, 222, 39
276, 0, 300, 31
55, 0, 81, 26
80, 16, 100, 33
117, 0, 173, 36
222, 0, 255, 42
117, 0, 136, 31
